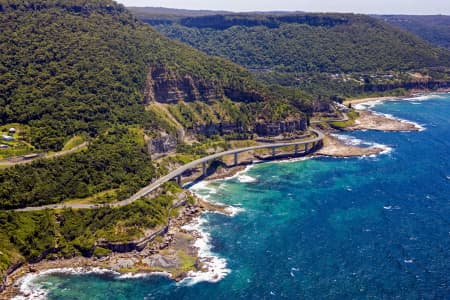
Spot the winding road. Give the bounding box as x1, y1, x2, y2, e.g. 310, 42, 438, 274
0, 142, 89, 168
14, 129, 324, 212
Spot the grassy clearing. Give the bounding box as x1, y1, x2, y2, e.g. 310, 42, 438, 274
63, 189, 119, 205
0, 124, 35, 159
62, 135, 86, 151
331, 110, 360, 129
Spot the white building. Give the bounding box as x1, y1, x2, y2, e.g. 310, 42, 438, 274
1, 135, 14, 141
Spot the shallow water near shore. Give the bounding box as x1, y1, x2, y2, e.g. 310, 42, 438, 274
16, 94, 450, 299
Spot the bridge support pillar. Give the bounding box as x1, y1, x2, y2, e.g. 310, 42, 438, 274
234, 152, 239, 166
272, 148, 276, 157
176, 175, 182, 186
202, 161, 207, 177
295, 144, 299, 155
305, 143, 309, 153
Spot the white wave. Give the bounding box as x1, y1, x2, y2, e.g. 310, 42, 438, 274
116, 271, 170, 280
224, 206, 246, 217
189, 181, 220, 201
407, 93, 446, 102
373, 143, 393, 155
211, 164, 255, 182
351, 93, 450, 131
267, 156, 311, 165
12, 273, 47, 300
354, 93, 446, 111
13, 267, 121, 300
371, 110, 425, 131
237, 174, 257, 183
331, 133, 393, 155
404, 259, 414, 264
179, 218, 231, 286
353, 99, 386, 110
330, 133, 364, 146
330, 134, 393, 155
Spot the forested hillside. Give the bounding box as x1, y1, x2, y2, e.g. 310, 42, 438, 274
1, 1, 301, 152
0, 0, 318, 283
132, 9, 450, 98
0, 1, 317, 210
376, 15, 450, 50
137, 12, 450, 73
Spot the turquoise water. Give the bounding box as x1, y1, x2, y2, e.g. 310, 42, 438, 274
18, 94, 450, 299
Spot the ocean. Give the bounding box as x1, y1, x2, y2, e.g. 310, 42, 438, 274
15, 93, 450, 299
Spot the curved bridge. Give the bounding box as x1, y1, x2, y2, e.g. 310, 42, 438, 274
15, 129, 324, 212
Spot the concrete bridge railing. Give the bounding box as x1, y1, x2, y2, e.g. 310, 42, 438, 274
14, 129, 324, 212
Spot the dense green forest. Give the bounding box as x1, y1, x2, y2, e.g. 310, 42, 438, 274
0, 128, 156, 209
4, 0, 449, 283
376, 15, 450, 50
0, 182, 182, 277
0, 0, 295, 152
0, 1, 320, 281
137, 13, 450, 73
131, 9, 450, 98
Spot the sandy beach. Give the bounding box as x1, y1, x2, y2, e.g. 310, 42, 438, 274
343, 96, 397, 106
343, 89, 450, 107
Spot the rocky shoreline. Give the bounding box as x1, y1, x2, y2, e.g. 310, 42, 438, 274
2, 93, 429, 298
1, 195, 230, 299
347, 110, 422, 132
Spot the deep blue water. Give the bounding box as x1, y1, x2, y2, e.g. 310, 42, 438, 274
19, 94, 450, 299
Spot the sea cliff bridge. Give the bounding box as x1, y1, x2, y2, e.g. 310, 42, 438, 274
15, 129, 324, 212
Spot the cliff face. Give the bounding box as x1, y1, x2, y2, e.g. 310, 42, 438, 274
144, 66, 266, 103
149, 135, 178, 155
144, 66, 223, 103
255, 119, 308, 136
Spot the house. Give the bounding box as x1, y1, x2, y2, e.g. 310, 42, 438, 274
1, 135, 14, 141
0, 144, 9, 149
9, 128, 16, 134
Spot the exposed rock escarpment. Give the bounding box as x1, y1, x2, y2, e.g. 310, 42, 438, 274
149, 135, 178, 155
143, 66, 265, 104
255, 119, 308, 136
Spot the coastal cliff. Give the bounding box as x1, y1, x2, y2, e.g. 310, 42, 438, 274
143, 65, 265, 104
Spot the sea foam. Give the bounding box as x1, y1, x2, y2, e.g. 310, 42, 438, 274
179, 218, 231, 286
330, 133, 393, 155
354, 102, 425, 131
13, 268, 120, 300
237, 174, 257, 183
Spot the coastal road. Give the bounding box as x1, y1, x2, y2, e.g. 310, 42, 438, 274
0, 142, 89, 168
14, 129, 324, 212
310, 111, 349, 124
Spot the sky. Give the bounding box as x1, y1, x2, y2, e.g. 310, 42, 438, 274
116, 0, 450, 15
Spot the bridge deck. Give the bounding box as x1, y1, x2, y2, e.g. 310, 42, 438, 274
14, 129, 324, 212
